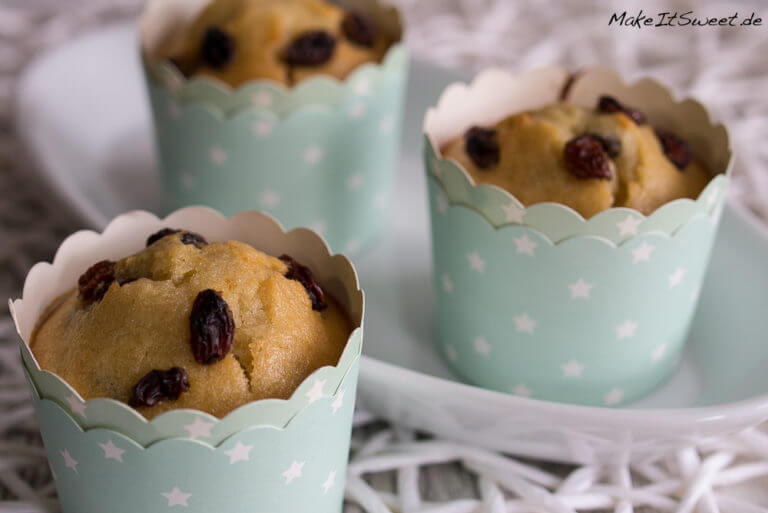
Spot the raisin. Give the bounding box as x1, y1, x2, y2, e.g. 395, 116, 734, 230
146, 228, 207, 248
279, 255, 327, 311
180, 231, 208, 248
597, 95, 646, 125
559, 71, 582, 101
564, 135, 612, 180
464, 127, 500, 169
282, 31, 336, 67
78, 260, 116, 305
201, 27, 235, 69
189, 289, 235, 364
129, 367, 190, 408
585, 133, 622, 158
342, 12, 376, 47
655, 129, 691, 170
146, 228, 180, 246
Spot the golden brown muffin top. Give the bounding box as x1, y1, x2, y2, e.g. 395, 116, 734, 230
441, 96, 712, 218
32, 229, 352, 419
169, 0, 391, 87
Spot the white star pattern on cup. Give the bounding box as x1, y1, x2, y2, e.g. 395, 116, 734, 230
445, 345, 458, 362
184, 418, 214, 439
99, 440, 124, 462
306, 379, 325, 403
303, 145, 323, 164
561, 359, 584, 378
61, 449, 78, 474
65, 395, 86, 418
348, 102, 366, 119
617, 215, 642, 236
347, 173, 363, 191
162, 487, 191, 507
344, 239, 361, 254
224, 441, 253, 464
652, 343, 667, 363
441, 274, 454, 293
282, 461, 305, 484
514, 314, 536, 334
353, 77, 371, 95
331, 389, 345, 415
668, 268, 686, 288
259, 190, 280, 208
691, 285, 701, 302
209, 146, 228, 166
511, 384, 533, 398
179, 173, 195, 190
251, 120, 273, 137
632, 241, 655, 263
616, 320, 638, 340
569, 278, 593, 299
467, 252, 486, 273
604, 388, 624, 406
514, 234, 537, 256
474, 337, 491, 356
309, 219, 327, 236
251, 90, 274, 108
436, 193, 448, 214
501, 202, 524, 223
322, 470, 336, 494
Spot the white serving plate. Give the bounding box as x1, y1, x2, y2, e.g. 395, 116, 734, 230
16, 22, 768, 464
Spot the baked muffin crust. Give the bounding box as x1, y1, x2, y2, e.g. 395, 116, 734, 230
32, 230, 351, 419
442, 99, 712, 218
169, 0, 391, 87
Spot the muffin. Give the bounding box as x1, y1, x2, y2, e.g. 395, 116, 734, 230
165, 0, 391, 87
13, 208, 364, 513
31, 228, 351, 419
424, 68, 731, 406
141, 0, 407, 254
442, 96, 712, 218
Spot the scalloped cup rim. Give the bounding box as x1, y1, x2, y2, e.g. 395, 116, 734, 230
16, 328, 362, 429
426, 185, 718, 250
429, 137, 729, 225
422, 66, 733, 238
144, 42, 405, 100
10, 206, 364, 442
140, 0, 407, 117
143, 45, 408, 120
28, 395, 349, 454
18, 331, 363, 446
427, 139, 729, 246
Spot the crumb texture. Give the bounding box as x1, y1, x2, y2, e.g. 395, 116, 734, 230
442, 102, 712, 218
32, 232, 351, 419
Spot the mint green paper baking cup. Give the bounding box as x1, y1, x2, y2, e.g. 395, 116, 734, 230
140, 0, 408, 254
11, 207, 364, 512
423, 67, 732, 406
27, 362, 358, 513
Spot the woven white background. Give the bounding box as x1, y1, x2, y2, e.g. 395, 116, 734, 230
1, 1, 767, 512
